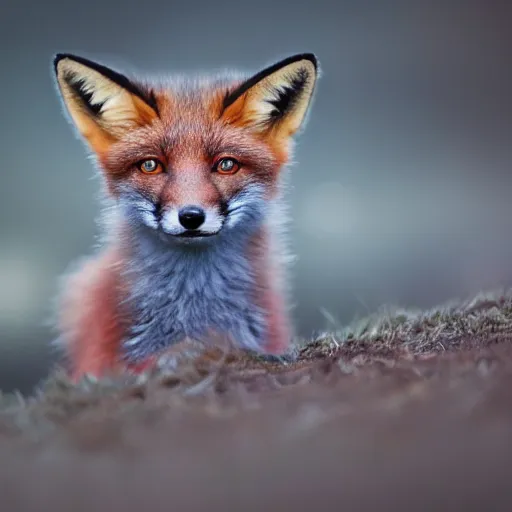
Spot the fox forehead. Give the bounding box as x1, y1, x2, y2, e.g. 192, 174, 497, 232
104, 78, 281, 170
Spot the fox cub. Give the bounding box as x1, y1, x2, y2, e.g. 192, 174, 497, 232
52, 52, 318, 380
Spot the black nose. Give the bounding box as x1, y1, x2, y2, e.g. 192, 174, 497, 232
178, 206, 205, 230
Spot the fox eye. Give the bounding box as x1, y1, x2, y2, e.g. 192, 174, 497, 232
214, 157, 241, 175
138, 159, 164, 174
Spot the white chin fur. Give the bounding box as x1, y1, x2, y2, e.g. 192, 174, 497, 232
160, 207, 223, 235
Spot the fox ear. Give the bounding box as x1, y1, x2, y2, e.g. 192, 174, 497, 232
222, 53, 318, 138
53, 54, 159, 154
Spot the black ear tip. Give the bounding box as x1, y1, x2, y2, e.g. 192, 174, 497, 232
53, 53, 87, 73
53, 53, 71, 73
301, 53, 318, 70
278, 53, 318, 72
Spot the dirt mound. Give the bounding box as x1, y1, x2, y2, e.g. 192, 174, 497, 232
2, 291, 512, 511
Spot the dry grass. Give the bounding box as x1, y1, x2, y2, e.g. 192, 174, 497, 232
300, 288, 512, 358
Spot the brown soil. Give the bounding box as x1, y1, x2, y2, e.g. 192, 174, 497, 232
2, 291, 512, 511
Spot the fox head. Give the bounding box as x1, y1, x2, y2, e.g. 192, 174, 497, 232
53, 53, 318, 243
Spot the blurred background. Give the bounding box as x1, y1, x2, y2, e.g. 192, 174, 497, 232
1, 0, 511, 393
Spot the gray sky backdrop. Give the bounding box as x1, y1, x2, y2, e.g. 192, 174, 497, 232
1, 0, 511, 392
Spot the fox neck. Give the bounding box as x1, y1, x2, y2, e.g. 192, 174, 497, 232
124, 220, 265, 288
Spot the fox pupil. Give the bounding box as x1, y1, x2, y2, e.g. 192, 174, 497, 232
220, 159, 234, 171
142, 160, 157, 172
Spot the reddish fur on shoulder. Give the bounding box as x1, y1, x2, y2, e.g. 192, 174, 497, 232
58, 249, 127, 380
247, 229, 291, 355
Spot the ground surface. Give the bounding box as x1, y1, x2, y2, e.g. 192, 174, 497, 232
2, 291, 512, 511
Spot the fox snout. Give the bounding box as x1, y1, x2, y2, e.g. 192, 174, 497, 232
121, 180, 267, 241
